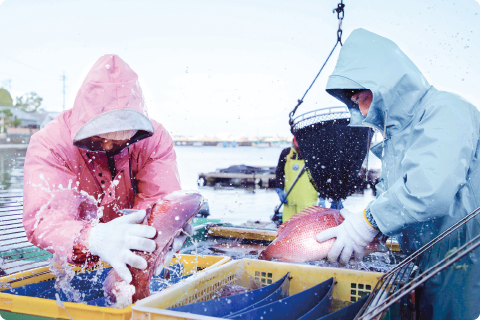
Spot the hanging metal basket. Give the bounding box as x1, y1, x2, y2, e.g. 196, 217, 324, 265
291, 106, 372, 201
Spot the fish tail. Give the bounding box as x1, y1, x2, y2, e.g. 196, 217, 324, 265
103, 268, 121, 304
258, 249, 269, 260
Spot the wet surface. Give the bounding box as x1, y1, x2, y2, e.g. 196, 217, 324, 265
0, 147, 26, 193
181, 237, 397, 274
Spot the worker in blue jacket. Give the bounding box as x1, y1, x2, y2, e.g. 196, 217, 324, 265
316, 28, 480, 320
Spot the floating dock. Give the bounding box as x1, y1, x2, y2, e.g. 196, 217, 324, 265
198, 165, 276, 188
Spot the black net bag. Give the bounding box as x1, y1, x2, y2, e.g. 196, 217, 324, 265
291, 106, 372, 201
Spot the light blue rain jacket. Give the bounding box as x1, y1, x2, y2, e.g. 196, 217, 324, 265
326, 29, 480, 320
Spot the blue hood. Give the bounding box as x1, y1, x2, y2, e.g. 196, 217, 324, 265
326, 28, 431, 137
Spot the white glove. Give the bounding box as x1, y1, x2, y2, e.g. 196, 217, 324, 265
88, 209, 156, 283
154, 222, 194, 277
315, 209, 378, 265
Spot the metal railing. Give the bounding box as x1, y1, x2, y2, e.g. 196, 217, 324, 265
0, 193, 52, 277
356, 207, 480, 320
291, 106, 351, 133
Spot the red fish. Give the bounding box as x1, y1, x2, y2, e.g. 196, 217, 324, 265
258, 206, 382, 263
104, 190, 203, 304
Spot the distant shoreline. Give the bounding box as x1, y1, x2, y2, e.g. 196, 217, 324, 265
0, 144, 28, 149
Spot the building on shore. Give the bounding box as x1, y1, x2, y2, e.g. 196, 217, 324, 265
171, 134, 293, 147
40, 111, 61, 129
0, 106, 59, 143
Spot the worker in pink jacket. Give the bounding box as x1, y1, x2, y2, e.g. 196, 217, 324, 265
22, 54, 183, 284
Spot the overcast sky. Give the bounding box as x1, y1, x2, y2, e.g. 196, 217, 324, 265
0, 0, 478, 137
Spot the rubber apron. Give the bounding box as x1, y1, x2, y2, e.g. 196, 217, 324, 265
282, 148, 318, 221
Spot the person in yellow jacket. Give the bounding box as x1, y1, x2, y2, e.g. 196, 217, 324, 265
275, 137, 323, 222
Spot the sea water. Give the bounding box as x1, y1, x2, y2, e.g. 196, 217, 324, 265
0, 146, 380, 224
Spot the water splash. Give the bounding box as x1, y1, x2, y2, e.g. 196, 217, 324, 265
32, 179, 103, 229
0, 279, 12, 291
107, 280, 135, 309
185, 229, 199, 270
150, 277, 170, 295
55, 293, 75, 320
48, 253, 82, 303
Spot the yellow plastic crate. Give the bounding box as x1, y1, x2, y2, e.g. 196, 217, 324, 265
132, 258, 383, 320
0, 254, 230, 320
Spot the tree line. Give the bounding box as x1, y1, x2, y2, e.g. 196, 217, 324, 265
0, 88, 43, 129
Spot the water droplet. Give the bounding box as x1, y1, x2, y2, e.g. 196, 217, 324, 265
105, 64, 110, 69
175, 216, 180, 220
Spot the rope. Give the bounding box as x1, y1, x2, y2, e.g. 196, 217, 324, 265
289, 1, 345, 131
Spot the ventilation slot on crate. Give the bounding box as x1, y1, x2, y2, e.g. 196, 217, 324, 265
254, 270, 273, 286
350, 283, 372, 302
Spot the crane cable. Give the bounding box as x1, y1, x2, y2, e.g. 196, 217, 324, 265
288, 1, 345, 131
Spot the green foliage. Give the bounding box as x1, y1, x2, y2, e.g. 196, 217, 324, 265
1, 108, 13, 118
12, 116, 21, 128
0, 108, 21, 128
0, 88, 13, 107
15, 92, 43, 113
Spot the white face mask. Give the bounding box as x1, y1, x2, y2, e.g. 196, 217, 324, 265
97, 130, 137, 140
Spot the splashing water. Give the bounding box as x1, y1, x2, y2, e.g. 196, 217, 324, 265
48, 253, 82, 303
149, 277, 170, 295
93, 262, 105, 283
107, 281, 135, 309
32, 178, 104, 229
184, 230, 200, 269
0, 279, 12, 291
55, 293, 75, 320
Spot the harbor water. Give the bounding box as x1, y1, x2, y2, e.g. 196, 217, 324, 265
0, 145, 379, 225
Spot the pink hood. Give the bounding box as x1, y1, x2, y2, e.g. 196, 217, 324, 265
23, 55, 181, 266
70, 54, 154, 149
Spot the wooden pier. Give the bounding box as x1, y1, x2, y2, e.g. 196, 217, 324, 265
198, 166, 276, 189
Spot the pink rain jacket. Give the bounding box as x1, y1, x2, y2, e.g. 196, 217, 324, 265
22, 55, 181, 266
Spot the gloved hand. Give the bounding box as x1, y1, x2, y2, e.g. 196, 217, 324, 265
275, 188, 288, 204
154, 222, 194, 276
315, 209, 378, 265
88, 209, 156, 283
